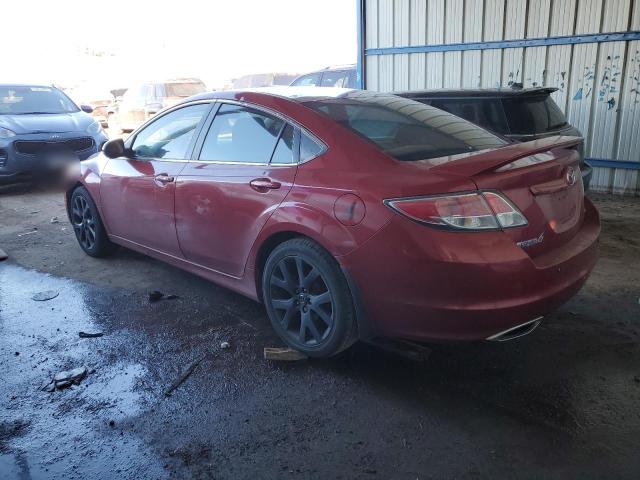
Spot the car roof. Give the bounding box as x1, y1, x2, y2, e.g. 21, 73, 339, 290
187, 86, 360, 104
398, 87, 557, 98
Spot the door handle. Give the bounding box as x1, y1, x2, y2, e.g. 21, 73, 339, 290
250, 178, 281, 192
154, 174, 175, 186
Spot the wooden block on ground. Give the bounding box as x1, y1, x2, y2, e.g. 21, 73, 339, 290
264, 347, 308, 361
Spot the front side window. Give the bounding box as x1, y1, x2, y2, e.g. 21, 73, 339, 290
291, 73, 321, 87
199, 104, 286, 164
0, 86, 78, 115
305, 91, 505, 162
132, 103, 209, 159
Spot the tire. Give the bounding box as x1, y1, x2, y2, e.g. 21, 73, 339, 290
70, 186, 117, 258
262, 238, 357, 357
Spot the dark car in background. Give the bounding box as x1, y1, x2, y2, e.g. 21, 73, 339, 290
108, 78, 206, 133
290, 65, 356, 89
0, 84, 108, 186
398, 87, 592, 189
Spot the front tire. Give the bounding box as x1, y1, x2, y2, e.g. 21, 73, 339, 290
70, 186, 116, 258
262, 238, 357, 357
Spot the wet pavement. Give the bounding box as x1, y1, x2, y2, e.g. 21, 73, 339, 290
1, 191, 640, 479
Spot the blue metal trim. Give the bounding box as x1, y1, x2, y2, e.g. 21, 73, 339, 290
356, 0, 365, 89
365, 31, 640, 55
586, 158, 640, 170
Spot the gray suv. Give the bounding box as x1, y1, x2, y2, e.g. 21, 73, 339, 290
290, 65, 356, 89
108, 79, 206, 133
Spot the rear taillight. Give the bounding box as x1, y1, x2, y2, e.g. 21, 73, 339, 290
385, 192, 527, 231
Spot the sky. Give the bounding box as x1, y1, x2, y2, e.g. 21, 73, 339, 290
5, 0, 357, 94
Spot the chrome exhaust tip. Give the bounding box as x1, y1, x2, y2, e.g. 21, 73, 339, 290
486, 317, 543, 342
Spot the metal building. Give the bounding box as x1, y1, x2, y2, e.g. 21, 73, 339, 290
356, 0, 640, 194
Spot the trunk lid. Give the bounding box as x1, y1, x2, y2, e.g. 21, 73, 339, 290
429, 136, 585, 259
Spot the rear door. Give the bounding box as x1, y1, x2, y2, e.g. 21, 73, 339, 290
175, 102, 298, 277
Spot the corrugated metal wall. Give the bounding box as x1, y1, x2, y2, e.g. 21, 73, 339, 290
362, 0, 640, 195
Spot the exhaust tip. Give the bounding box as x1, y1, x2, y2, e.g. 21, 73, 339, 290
486, 317, 542, 342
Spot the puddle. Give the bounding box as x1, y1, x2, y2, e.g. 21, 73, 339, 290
0, 263, 166, 479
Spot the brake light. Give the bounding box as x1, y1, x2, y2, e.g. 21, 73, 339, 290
482, 192, 527, 228
385, 192, 527, 230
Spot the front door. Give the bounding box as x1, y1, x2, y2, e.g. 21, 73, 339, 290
100, 102, 211, 256
176, 103, 298, 277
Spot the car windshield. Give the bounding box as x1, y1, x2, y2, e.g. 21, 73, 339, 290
165, 82, 206, 97
305, 91, 506, 161
0, 86, 79, 114
502, 95, 567, 134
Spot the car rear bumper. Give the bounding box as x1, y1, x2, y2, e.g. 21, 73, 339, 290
340, 197, 600, 342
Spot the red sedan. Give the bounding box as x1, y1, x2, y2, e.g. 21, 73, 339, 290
66, 88, 599, 357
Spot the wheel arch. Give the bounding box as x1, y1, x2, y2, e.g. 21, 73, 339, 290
252, 228, 374, 341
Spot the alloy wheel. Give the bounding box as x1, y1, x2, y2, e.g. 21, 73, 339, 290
269, 255, 335, 346
71, 195, 96, 250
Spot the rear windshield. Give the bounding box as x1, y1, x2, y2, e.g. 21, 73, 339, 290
305, 91, 505, 161
502, 95, 567, 134
165, 82, 206, 97
0, 86, 78, 115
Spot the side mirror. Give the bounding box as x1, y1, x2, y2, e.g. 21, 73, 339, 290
80, 104, 94, 114
102, 138, 126, 159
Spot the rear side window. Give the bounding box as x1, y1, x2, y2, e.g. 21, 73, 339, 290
199, 104, 285, 164
430, 99, 509, 134
501, 95, 567, 134
305, 92, 505, 162
270, 124, 295, 164
300, 132, 324, 162
321, 70, 350, 88
291, 73, 321, 87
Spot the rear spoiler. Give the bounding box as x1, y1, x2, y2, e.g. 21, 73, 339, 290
428, 136, 583, 177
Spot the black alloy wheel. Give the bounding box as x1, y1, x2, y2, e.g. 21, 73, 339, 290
70, 186, 116, 257
71, 194, 96, 251
270, 255, 335, 346
263, 238, 357, 357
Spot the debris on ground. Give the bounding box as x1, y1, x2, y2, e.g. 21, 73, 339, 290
18, 228, 38, 237
79, 331, 104, 338
148, 290, 180, 303
264, 347, 308, 361
50, 216, 60, 224
164, 357, 204, 397
31, 290, 59, 301
220, 341, 230, 349
0, 247, 7, 261
42, 367, 88, 391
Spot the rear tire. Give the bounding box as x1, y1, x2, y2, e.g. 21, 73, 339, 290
70, 186, 117, 258
262, 238, 357, 358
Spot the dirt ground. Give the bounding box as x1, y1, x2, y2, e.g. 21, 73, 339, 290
1, 187, 639, 479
